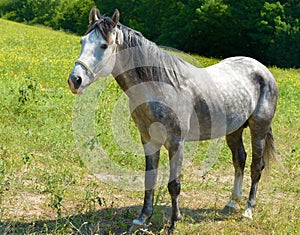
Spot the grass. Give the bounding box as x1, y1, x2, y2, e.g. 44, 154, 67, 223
0, 18, 299, 234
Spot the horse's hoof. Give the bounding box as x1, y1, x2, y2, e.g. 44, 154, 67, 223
132, 218, 144, 226
220, 201, 238, 215
129, 224, 139, 234
130, 215, 147, 233
168, 228, 174, 234
129, 222, 148, 234
220, 205, 237, 215
132, 213, 148, 225
168, 215, 181, 234
242, 208, 253, 220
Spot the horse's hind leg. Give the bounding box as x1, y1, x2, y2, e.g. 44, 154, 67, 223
221, 127, 247, 214
243, 120, 271, 219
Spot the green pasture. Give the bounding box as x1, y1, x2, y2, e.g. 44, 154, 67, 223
0, 19, 299, 234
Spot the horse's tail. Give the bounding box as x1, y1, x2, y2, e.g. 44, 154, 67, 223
263, 127, 276, 175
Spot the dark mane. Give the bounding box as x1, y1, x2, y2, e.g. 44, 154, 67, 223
117, 23, 193, 86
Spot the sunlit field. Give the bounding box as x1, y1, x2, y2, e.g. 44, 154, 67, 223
0, 19, 299, 234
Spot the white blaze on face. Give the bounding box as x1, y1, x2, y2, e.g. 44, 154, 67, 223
81, 30, 116, 74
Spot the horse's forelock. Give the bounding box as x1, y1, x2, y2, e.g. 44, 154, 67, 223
84, 17, 116, 44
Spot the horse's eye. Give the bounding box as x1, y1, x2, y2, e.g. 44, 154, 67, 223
101, 44, 108, 49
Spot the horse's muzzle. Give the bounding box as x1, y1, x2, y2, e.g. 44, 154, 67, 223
68, 74, 83, 94
68, 77, 77, 94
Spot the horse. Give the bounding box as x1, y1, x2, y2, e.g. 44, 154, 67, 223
68, 7, 278, 231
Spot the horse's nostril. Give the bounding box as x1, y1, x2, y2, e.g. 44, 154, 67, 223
75, 76, 82, 89
70, 74, 82, 90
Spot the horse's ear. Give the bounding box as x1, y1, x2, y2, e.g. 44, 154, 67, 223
112, 9, 120, 27
89, 6, 101, 25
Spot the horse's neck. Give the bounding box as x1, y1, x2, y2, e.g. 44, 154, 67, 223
114, 70, 141, 92
112, 30, 196, 91
113, 58, 196, 92
111, 38, 159, 91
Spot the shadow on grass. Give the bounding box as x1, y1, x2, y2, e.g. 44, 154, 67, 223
0, 205, 237, 234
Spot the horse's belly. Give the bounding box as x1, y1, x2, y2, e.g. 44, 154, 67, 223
186, 83, 256, 141
187, 106, 252, 141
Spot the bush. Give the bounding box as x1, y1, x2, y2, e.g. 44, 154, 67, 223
51, 0, 95, 35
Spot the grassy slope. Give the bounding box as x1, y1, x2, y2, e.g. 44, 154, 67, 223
0, 19, 299, 234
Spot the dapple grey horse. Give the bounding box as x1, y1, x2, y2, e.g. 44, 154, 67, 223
68, 7, 278, 231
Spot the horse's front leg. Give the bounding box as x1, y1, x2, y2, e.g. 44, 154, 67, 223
167, 140, 184, 231
133, 144, 160, 226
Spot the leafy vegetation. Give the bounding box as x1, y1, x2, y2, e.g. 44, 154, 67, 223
1, 0, 299, 68
0, 19, 299, 234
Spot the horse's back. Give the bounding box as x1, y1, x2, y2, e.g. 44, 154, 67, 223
208, 56, 274, 81
204, 56, 277, 101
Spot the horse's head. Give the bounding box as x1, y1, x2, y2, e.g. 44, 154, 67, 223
68, 7, 122, 94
